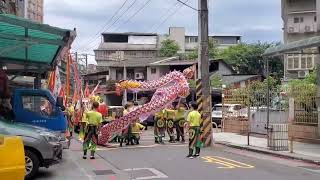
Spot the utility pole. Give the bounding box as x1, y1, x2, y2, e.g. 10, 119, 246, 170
317, 47, 320, 137
198, 0, 212, 146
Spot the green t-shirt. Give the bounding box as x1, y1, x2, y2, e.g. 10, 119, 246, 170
85, 111, 103, 126
187, 110, 201, 127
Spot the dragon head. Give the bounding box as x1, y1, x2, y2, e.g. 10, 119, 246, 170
115, 80, 142, 96
183, 66, 195, 79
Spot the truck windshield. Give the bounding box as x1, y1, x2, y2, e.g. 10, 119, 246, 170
22, 96, 54, 117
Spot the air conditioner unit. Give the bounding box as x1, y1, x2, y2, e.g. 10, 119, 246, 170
288, 27, 295, 33
305, 26, 312, 32
135, 72, 144, 80
298, 70, 309, 78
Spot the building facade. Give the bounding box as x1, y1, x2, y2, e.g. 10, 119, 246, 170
17, 0, 43, 23
0, 0, 43, 23
167, 27, 242, 53
94, 32, 159, 71
282, 0, 319, 79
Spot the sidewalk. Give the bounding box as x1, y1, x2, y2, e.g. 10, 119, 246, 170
213, 132, 320, 165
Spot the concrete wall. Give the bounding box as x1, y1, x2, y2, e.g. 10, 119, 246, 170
282, 0, 319, 80
289, 124, 318, 140
223, 118, 249, 135
214, 36, 239, 45
168, 27, 186, 53
147, 66, 170, 81
285, 0, 315, 13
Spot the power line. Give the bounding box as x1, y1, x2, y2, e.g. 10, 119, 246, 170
79, 0, 139, 52
113, 0, 153, 31
151, 0, 190, 33
76, 0, 129, 51
177, 0, 198, 11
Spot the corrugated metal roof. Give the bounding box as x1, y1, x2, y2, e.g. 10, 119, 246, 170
0, 14, 76, 76
263, 36, 320, 57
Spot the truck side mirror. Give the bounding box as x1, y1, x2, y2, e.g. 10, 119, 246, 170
56, 97, 65, 111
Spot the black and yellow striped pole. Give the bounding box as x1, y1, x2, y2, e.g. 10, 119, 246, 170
196, 79, 212, 147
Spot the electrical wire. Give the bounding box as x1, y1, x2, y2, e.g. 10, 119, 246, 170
75, 0, 129, 51
150, 0, 190, 33
177, 0, 198, 11
78, 0, 138, 52
113, 0, 153, 31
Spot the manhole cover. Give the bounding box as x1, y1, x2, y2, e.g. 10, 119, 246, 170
93, 170, 115, 175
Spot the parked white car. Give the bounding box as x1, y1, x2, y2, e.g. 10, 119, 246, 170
211, 104, 248, 126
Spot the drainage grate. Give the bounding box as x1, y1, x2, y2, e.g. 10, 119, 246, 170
93, 170, 116, 175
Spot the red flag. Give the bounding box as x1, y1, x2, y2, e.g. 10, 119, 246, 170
59, 85, 67, 106
47, 70, 56, 92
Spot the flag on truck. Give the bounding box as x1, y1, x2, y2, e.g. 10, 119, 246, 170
48, 67, 62, 99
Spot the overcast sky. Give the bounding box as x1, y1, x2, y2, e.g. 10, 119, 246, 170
44, 0, 282, 64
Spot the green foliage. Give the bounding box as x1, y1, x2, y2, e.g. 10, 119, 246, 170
160, 39, 180, 57
218, 42, 284, 79
186, 50, 198, 60
188, 80, 196, 88
224, 76, 280, 106
210, 74, 222, 88
287, 72, 316, 101
185, 39, 219, 60
208, 39, 219, 58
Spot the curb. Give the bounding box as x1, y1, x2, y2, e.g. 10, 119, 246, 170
215, 142, 320, 166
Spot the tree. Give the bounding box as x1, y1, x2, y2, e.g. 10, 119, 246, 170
186, 38, 219, 60
210, 74, 222, 88
218, 42, 284, 79
159, 39, 180, 57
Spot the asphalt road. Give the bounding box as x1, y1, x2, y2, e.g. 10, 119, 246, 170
34, 129, 320, 180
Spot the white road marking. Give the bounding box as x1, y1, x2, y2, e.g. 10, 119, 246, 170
123, 168, 168, 180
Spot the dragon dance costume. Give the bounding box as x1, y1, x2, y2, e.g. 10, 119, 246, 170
165, 108, 176, 143
154, 110, 166, 144
175, 107, 185, 142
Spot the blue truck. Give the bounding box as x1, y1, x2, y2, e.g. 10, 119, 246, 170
8, 88, 69, 148
13, 89, 67, 131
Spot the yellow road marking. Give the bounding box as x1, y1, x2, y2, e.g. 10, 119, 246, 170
201, 156, 255, 169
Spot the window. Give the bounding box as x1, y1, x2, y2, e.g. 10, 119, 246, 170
287, 54, 315, 70
315, 16, 317, 22
22, 96, 53, 118
293, 17, 303, 23
307, 57, 314, 69
151, 68, 157, 74
300, 17, 304, 23
300, 56, 306, 69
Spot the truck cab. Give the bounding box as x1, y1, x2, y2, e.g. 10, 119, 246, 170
12, 89, 67, 132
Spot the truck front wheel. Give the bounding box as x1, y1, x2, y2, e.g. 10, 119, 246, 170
25, 149, 40, 179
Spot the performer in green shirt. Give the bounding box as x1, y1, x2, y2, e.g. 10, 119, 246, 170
165, 107, 176, 143
175, 103, 186, 142
83, 101, 103, 159
186, 102, 202, 159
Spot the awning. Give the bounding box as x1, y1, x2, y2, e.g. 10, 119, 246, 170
263, 36, 320, 57
0, 14, 76, 77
